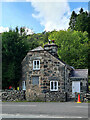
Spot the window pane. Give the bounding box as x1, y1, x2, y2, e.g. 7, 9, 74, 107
34, 61, 36, 65
55, 82, 57, 89
32, 76, 39, 85
37, 61, 39, 68
34, 61, 36, 68
51, 82, 53, 89
37, 61, 39, 65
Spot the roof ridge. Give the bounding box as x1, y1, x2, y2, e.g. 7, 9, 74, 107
30, 46, 44, 51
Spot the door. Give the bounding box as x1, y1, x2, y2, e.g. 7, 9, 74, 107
72, 81, 80, 97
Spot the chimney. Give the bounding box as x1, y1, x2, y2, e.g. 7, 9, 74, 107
44, 40, 58, 57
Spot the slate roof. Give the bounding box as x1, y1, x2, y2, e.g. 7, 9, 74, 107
31, 46, 44, 51
70, 69, 88, 78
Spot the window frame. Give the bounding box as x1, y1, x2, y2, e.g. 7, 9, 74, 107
33, 60, 40, 70
22, 81, 26, 90
50, 81, 58, 91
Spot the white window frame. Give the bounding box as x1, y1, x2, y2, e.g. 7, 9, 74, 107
50, 81, 58, 91
22, 81, 26, 90
33, 60, 40, 70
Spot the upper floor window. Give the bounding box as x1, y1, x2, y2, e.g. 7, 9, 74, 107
50, 81, 58, 91
33, 60, 40, 70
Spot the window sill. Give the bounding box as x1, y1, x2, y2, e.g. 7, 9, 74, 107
50, 90, 58, 91
33, 69, 40, 71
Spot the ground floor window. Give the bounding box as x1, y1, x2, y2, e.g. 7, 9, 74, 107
32, 76, 39, 85
50, 81, 58, 91
22, 81, 26, 90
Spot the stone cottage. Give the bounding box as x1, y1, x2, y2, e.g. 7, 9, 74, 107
21, 40, 88, 101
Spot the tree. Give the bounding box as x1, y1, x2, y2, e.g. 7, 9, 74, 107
69, 8, 90, 38
79, 8, 83, 14
2, 28, 29, 89
2, 27, 48, 89
74, 11, 88, 32
69, 11, 77, 30
49, 29, 88, 69
26, 31, 50, 49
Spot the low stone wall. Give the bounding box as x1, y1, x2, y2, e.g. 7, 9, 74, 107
46, 91, 66, 102
1, 90, 68, 102
26, 92, 45, 102
26, 91, 66, 102
1, 90, 26, 101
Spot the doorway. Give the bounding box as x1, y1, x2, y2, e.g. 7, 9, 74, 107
72, 81, 80, 97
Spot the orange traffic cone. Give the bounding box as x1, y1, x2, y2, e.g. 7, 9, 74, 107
77, 94, 81, 103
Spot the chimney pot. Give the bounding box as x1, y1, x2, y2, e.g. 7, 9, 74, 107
44, 40, 58, 57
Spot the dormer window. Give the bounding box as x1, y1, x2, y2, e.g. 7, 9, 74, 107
33, 60, 40, 70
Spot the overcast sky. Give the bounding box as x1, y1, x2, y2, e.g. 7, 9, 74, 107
0, 0, 89, 34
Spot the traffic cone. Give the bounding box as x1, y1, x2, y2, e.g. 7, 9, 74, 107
77, 94, 81, 103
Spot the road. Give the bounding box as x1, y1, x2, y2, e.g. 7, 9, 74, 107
0, 102, 89, 119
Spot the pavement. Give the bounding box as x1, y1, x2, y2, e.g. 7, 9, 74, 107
0, 102, 89, 119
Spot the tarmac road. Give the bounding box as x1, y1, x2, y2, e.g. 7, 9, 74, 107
0, 102, 89, 119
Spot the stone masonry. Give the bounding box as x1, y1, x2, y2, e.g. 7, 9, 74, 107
21, 41, 88, 102
22, 49, 71, 101
1, 90, 26, 101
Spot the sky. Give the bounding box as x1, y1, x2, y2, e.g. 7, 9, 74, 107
0, 0, 89, 34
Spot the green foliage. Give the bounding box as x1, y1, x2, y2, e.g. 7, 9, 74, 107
2, 28, 30, 89
69, 8, 89, 74
69, 8, 90, 38
2, 8, 89, 88
2, 28, 50, 89
49, 29, 88, 69
69, 11, 77, 30
26, 31, 50, 50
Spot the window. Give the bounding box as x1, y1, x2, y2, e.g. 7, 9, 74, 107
22, 81, 26, 90
50, 81, 58, 91
33, 60, 40, 70
32, 76, 39, 85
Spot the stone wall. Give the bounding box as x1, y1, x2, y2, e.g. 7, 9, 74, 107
1, 90, 67, 102
70, 77, 88, 93
22, 50, 69, 100
45, 91, 67, 102
26, 91, 67, 102
43, 51, 65, 92
1, 90, 26, 101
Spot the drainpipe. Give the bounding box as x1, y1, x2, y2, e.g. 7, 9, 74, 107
65, 65, 68, 101
64, 65, 66, 90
